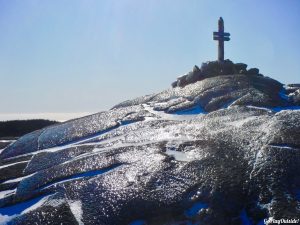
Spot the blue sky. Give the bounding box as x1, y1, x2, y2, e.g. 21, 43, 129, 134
0, 0, 299, 119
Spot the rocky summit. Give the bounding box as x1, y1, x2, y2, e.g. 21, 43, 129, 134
0, 61, 300, 225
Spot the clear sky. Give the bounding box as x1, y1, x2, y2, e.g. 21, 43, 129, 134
0, 0, 299, 120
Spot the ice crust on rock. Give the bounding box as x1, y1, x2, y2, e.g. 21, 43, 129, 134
0, 71, 300, 224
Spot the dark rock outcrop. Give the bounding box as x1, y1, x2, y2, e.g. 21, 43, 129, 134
0, 65, 300, 225
234, 63, 247, 72
246, 68, 259, 75
171, 60, 262, 88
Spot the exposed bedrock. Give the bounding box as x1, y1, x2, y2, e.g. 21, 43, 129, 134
1, 68, 300, 225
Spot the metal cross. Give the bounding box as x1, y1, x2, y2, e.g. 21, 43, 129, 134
213, 17, 230, 62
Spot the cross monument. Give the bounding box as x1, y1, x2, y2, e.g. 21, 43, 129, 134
213, 17, 230, 62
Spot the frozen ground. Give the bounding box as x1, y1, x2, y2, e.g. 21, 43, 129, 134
0, 73, 300, 224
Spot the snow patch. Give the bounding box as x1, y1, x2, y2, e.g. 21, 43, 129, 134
2, 173, 35, 184
226, 99, 239, 108
165, 149, 192, 162
164, 141, 200, 162
68, 200, 84, 225
5, 119, 141, 159
246, 106, 273, 113
143, 104, 203, 121
142, 116, 156, 121
0, 140, 15, 143
247, 105, 300, 113
268, 144, 298, 150
0, 194, 51, 222
40, 164, 123, 190
0, 160, 29, 169
0, 214, 16, 225
0, 189, 16, 199
22, 195, 50, 214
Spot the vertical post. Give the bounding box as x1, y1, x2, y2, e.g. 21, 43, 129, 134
218, 17, 224, 62
213, 17, 230, 62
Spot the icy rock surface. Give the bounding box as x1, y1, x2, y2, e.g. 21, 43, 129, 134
113, 74, 287, 113
0, 73, 300, 225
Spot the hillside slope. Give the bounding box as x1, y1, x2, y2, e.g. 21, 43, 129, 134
0, 62, 300, 225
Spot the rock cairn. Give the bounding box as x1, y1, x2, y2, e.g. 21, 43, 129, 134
172, 60, 260, 88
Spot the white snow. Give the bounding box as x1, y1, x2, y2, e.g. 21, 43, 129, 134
0, 194, 51, 224
246, 106, 273, 113
268, 144, 297, 150
0, 140, 15, 143
0, 189, 16, 199
22, 196, 49, 214
40, 175, 85, 189
0, 214, 16, 225
7, 116, 144, 158
0, 102, 256, 161
22, 195, 50, 214
0, 161, 29, 170
2, 173, 35, 184
68, 200, 84, 225
142, 116, 156, 121
165, 149, 192, 162
246, 105, 300, 113
227, 98, 240, 108
164, 140, 201, 162
142, 104, 203, 121
40, 165, 122, 190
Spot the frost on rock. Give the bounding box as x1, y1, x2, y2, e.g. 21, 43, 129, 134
0, 73, 300, 224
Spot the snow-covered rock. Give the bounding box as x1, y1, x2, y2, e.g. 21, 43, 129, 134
0, 70, 300, 225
